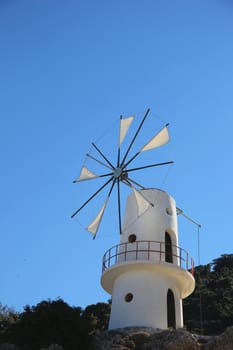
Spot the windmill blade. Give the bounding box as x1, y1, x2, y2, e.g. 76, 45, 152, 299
86, 178, 117, 238
119, 115, 134, 147
86, 200, 108, 238
73, 166, 113, 183
140, 123, 170, 152
118, 114, 134, 168
71, 176, 113, 218
132, 187, 152, 216
123, 125, 170, 169
120, 108, 150, 167
122, 179, 154, 216
73, 166, 99, 182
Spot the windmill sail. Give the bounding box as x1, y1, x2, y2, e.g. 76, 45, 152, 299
140, 124, 169, 152
133, 188, 152, 216
119, 115, 134, 147
74, 166, 98, 182
86, 200, 108, 236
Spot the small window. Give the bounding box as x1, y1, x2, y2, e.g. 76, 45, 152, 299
128, 234, 136, 243
166, 208, 172, 215
125, 293, 133, 302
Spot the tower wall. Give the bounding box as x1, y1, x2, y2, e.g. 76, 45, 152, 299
101, 188, 195, 330
108, 268, 183, 330
122, 188, 178, 248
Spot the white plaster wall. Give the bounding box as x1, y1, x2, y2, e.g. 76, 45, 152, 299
119, 189, 179, 265
121, 189, 178, 247
109, 268, 183, 330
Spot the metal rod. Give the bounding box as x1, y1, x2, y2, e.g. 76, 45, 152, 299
73, 170, 113, 183
125, 161, 174, 173
117, 179, 122, 234
123, 151, 140, 169
71, 176, 113, 218
125, 176, 145, 190
120, 108, 150, 167
117, 115, 122, 168
92, 178, 117, 240
86, 153, 113, 171
176, 207, 201, 228
92, 142, 115, 169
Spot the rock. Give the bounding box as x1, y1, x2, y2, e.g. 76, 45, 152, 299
202, 326, 233, 350
93, 327, 201, 350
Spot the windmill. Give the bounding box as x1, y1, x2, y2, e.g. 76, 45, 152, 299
71, 108, 173, 238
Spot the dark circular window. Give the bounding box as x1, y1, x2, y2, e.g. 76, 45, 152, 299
166, 208, 172, 216
125, 293, 133, 302
128, 234, 136, 243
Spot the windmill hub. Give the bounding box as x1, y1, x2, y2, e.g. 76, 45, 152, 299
114, 167, 123, 179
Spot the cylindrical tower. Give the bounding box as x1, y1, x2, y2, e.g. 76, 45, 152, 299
101, 188, 195, 330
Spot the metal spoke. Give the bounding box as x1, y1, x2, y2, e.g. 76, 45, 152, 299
71, 176, 113, 218
125, 161, 174, 173
73, 171, 114, 183
117, 179, 122, 234
86, 153, 113, 171
92, 142, 115, 169
124, 176, 146, 190
123, 150, 140, 169
92, 178, 117, 239
117, 116, 122, 168
120, 108, 150, 167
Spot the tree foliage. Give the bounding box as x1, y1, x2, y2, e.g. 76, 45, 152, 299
183, 254, 233, 335
0, 299, 110, 350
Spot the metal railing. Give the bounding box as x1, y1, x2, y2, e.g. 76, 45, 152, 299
102, 240, 194, 275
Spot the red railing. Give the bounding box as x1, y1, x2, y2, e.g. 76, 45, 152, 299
102, 240, 194, 275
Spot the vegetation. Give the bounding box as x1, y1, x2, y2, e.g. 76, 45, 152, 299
183, 254, 233, 335
0, 254, 232, 349
0, 300, 110, 350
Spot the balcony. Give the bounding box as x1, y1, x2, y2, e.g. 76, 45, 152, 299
102, 240, 194, 275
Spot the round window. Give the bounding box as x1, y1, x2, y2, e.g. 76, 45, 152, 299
128, 234, 136, 243
125, 293, 133, 302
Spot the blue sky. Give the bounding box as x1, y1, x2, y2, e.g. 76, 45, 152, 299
1, 0, 233, 311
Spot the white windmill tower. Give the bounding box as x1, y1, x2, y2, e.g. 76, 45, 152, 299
72, 108, 195, 330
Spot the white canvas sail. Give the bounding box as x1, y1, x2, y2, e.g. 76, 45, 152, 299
133, 188, 151, 216
119, 115, 134, 147
74, 166, 98, 182
86, 200, 108, 236
140, 125, 169, 152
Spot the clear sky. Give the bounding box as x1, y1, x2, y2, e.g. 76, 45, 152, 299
1, 0, 233, 312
